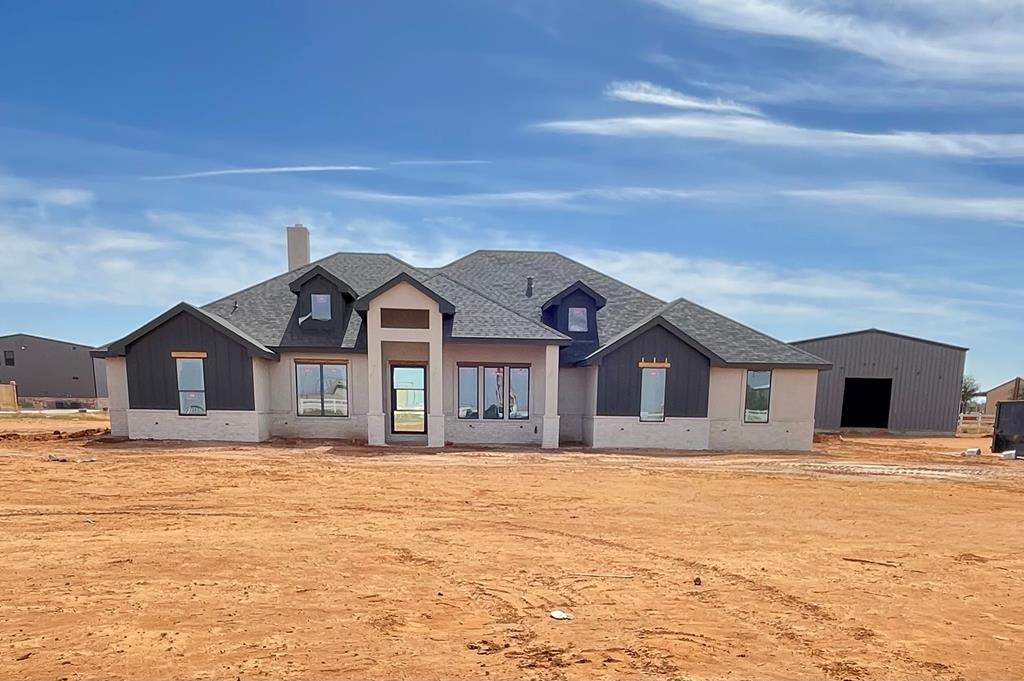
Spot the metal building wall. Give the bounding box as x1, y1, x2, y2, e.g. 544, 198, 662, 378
792, 330, 966, 433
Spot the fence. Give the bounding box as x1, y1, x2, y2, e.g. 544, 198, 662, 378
959, 412, 995, 431
0, 382, 17, 411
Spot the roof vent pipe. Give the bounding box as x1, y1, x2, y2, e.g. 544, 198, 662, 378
526, 276, 534, 298
286, 223, 310, 271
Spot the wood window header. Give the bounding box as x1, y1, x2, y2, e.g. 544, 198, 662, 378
171, 351, 207, 359
638, 357, 671, 369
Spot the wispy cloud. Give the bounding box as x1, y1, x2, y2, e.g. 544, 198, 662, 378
141, 165, 376, 181
645, 0, 1024, 81
332, 186, 720, 208
0, 176, 94, 207
536, 84, 1024, 157
388, 159, 492, 166
781, 185, 1024, 223
606, 80, 761, 116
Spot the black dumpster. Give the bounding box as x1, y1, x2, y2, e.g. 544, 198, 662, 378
992, 401, 1024, 453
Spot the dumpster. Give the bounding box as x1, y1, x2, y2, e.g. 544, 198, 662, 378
992, 400, 1024, 454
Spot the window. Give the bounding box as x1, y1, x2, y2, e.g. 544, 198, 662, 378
391, 366, 425, 433
483, 367, 505, 419
509, 367, 530, 419
311, 294, 332, 321
176, 358, 206, 416
381, 308, 430, 329
459, 365, 529, 421
567, 307, 588, 332
744, 370, 772, 423
458, 366, 479, 418
296, 362, 349, 416
640, 367, 666, 422
3, 350, 13, 366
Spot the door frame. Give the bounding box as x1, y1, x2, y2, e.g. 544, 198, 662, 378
389, 363, 427, 435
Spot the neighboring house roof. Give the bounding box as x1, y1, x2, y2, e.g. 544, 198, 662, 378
791, 328, 969, 352
984, 376, 1024, 394
0, 333, 98, 349
583, 298, 832, 369
97, 302, 276, 359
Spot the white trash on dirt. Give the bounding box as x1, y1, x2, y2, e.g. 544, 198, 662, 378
1000, 450, 1019, 460
549, 609, 574, 620
964, 448, 981, 456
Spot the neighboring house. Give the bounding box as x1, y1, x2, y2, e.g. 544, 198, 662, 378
984, 377, 1024, 415
791, 329, 967, 434
93, 225, 830, 450
0, 333, 109, 408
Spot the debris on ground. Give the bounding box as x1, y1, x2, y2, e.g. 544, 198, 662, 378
549, 609, 574, 620
964, 448, 981, 456
843, 557, 900, 568
694, 576, 702, 586
1001, 450, 1019, 460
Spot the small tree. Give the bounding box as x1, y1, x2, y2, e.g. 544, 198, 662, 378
961, 374, 981, 413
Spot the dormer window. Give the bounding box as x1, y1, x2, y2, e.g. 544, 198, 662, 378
567, 307, 588, 332
311, 294, 332, 321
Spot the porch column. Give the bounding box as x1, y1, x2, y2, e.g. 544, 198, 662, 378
366, 337, 386, 446
542, 344, 560, 449
427, 311, 445, 447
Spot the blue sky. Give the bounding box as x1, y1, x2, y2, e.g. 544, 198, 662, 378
1, 0, 1022, 389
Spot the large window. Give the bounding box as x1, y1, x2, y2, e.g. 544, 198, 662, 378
567, 307, 588, 332
296, 362, 349, 417
175, 357, 206, 416
639, 367, 666, 422
458, 365, 529, 421
311, 294, 332, 321
458, 366, 479, 418
744, 370, 772, 423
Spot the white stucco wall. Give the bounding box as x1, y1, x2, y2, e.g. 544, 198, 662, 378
708, 367, 818, 451
264, 352, 368, 440
105, 357, 129, 437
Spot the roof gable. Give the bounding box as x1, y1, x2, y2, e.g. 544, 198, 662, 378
288, 265, 357, 297
792, 328, 968, 352
541, 280, 607, 311
352, 272, 456, 314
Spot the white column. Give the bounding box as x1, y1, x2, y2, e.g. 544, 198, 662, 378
542, 344, 560, 449
106, 357, 130, 438
427, 308, 445, 447
366, 310, 386, 446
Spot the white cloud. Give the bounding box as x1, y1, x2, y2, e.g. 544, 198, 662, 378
0, 176, 94, 207
645, 0, 1024, 81
781, 185, 1024, 223
536, 105, 1024, 157
141, 165, 376, 181
606, 80, 762, 116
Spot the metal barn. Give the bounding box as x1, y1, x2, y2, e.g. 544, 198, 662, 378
791, 329, 967, 434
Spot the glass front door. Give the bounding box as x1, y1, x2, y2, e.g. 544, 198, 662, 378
391, 365, 426, 434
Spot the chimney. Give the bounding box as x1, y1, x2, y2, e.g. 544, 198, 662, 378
286, 224, 310, 271
525, 276, 534, 298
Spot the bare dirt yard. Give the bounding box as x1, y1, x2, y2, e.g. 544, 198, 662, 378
1, 417, 1022, 680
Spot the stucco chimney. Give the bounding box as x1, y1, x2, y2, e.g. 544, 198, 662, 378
286, 224, 310, 271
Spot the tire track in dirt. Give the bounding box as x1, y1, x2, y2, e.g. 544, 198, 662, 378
497, 521, 964, 680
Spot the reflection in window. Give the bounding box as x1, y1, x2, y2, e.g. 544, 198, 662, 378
744, 370, 771, 423
639, 367, 666, 422
176, 357, 206, 416
567, 307, 588, 332
311, 294, 332, 321
458, 366, 479, 419
296, 362, 349, 416
3, 350, 14, 366
509, 367, 529, 419
483, 367, 504, 419
392, 366, 425, 433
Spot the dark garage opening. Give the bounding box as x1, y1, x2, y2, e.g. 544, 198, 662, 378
841, 378, 892, 429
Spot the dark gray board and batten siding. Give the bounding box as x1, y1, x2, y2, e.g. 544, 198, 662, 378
126, 312, 256, 411
596, 325, 710, 417
792, 330, 966, 433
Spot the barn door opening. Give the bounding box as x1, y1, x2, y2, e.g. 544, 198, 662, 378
840, 377, 892, 428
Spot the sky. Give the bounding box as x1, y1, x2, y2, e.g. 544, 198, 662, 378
1, 0, 1022, 389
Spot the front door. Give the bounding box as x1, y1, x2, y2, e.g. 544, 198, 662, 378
391, 365, 426, 434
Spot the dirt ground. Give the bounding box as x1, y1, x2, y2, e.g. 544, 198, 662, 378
1, 416, 1021, 680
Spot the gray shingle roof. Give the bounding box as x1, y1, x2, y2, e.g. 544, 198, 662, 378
585, 298, 831, 368
194, 248, 825, 366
